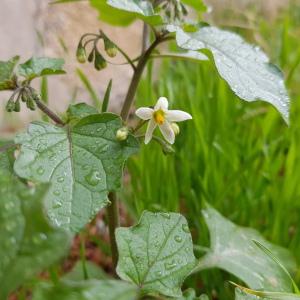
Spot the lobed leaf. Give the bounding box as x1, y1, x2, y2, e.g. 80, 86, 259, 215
18, 57, 66, 81
90, 0, 162, 26
116, 211, 196, 298
14, 113, 139, 232
66, 103, 99, 121
32, 279, 138, 300
168, 25, 290, 123
0, 176, 70, 299
0, 56, 19, 90
195, 206, 296, 292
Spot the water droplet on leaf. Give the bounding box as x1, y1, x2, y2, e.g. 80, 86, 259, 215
85, 170, 101, 186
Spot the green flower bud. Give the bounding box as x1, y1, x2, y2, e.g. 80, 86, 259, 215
116, 127, 129, 141
94, 51, 107, 71
171, 123, 180, 135
103, 37, 118, 58
13, 99, 21, 112
5, 99, 15, 112
21, 92, 27, 102
76, 42, 87, 63
26, 97, 36, 111
88, 50, 95, 63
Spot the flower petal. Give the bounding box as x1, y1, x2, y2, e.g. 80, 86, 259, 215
166, 110, 192, 122
145, 119, 157, 144
154, 97, 169, 110
159, 121, 175, 144
135, 107, 154, 120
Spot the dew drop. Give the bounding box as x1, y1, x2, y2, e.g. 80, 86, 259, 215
160, 212, 170, 219
174, 235, 182, 243
164, 260, 177, 271
155, 270, 163, 277
182, 223, 190, 233
33, 233, 47, 245
53, 201, 62, 209
57, 176, 65, 183
53, 190, 61, 196
37, 166, 45, 175
85, 170, 101, 186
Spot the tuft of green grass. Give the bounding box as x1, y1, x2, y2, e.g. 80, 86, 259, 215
124, 5, 300, 299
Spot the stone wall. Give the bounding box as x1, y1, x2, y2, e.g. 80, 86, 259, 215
0, 0, 290, 133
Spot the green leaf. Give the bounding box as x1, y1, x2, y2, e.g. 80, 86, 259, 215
0, 176, 70, 299
14, 113, 139, 232
195, 206, 296, 292
18, 57, 66, 81
181, 0, 206, 12
168, 25, 290, 123
152, 50, 208, 62
66, 103, 98, 121
63, 261, 107, 281
235, 286, 300, 300
90, 0, 162, 26
0, 56, 19, 90
32, 279, 138, 300
177, 288, 209, 299
116, 211, 196, 298
0, 141, 15, 175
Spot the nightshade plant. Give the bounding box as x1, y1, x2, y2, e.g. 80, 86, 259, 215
0, 0, 298, 299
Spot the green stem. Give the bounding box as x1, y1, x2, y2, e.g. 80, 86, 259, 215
35, 98, 65, 126
107, 33, 173, 273
120, 35, 173, 121
107, 192, 120, 271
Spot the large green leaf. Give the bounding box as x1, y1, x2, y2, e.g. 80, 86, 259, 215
14, 113, 139, 232
0, 56, 19, 90
32, 279, 138, 300
235, 286, 300, 300
90, 0, 162, 26
195, 206, 296, 292
0, 176, 70, 299
63, 261, 107, 281
168, 25, 290, 123
116, 211, 196, 298
18, 57, 66, 81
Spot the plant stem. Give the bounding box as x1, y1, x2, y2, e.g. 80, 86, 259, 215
107, 192, 120, 270
35, 98, 65, 126
120, 34, 173, 121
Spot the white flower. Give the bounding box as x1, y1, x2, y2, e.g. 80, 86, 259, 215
135, 97, 192, 144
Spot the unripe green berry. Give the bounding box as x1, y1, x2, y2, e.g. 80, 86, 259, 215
6, 100, 15, 112
76, 43, 87, 63
13, 99, 21, 112
116, 127, 129, 141
26, 97, 36, 111
94, 52, 107, 71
